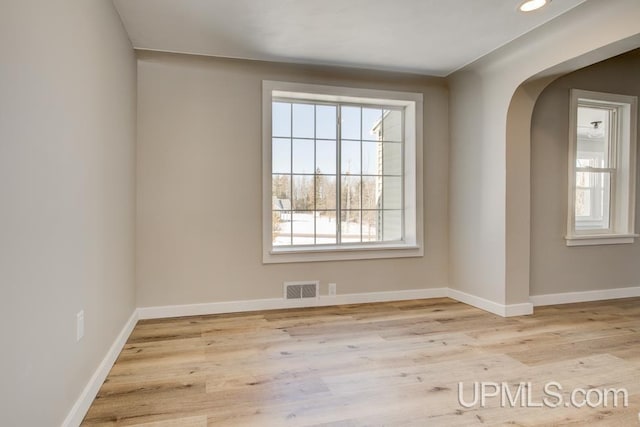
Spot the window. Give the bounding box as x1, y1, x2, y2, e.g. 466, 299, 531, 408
262, 81, 423, 263
566, 89, 638, 246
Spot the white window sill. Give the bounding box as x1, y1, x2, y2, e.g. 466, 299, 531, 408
565, 234, 639, 247
264, 244, 423, 264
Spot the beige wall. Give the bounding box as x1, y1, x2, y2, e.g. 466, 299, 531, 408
530, 49, 640, 296
0, 1, 137, 425
136, 52, 449, 307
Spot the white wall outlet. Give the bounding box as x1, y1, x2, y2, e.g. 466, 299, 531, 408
328, 283, 337, 296
76, 310, 84, 342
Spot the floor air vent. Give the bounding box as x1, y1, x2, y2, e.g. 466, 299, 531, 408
284, 281, 319, 300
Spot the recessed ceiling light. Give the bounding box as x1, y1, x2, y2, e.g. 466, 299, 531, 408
518, 0, 550, 13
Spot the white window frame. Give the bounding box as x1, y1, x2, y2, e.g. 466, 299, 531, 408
262, 81, 423, 263
566, 89, 638, 246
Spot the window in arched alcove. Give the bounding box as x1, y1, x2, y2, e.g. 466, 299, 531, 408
566, 89, 638, 246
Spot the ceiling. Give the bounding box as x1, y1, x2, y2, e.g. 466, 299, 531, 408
113, 0, 588, 77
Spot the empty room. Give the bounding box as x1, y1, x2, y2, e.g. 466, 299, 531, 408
3, 0, 640, 425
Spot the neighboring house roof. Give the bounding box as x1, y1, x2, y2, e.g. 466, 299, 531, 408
273, 199, 291, 210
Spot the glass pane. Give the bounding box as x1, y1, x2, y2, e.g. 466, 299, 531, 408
316, 140, 336, 175
341, 176, 361, 210
362, 210, 381, 242
272, 210, 291, 246
292, 139, 314, 174
272, 138, 290, 173
382, 210, 402, 241
272, 175, 291, 209
292, 211, 315, 245
292, 175, 314, 210
382, 109, 402, 142
315, 211, 336, 244
341, 210, 361, 243
383, 176, 402, 209
362, 141, 380, 175
575, 189, 591, 217
315, 175, 336, 210
362, 108, 383, 141
341, 140, 361, 175
383, 142, 402, 176
575, 171, 611, 231
362, 176, 381, 209
341, 106, 361, 140
272, 102, 291, 137
577, 105, 611, 168
292, 103, 314, 138
316, 105, 336, 140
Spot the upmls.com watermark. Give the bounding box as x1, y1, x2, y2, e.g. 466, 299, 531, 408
458, 381, 629, 409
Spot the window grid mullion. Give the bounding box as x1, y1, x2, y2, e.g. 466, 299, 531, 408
359, 107, 363, 243
575, 167, 615, 173
381, 110, 385, 241
401, 108, 406, 242
336, 104, 342, 245
289, 103, 293, 246
313, 104, 317, 245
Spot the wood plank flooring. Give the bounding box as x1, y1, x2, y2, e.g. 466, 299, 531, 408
82, 298, 640, 426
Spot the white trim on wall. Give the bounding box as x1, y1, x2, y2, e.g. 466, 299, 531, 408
137, 288, 448, 319
61, 310, 138, 427
447, 288, 534, 317
530, 286, 640, 306
136, 287, 538, 320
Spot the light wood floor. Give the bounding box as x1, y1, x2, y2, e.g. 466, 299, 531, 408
82, 298, 640, 426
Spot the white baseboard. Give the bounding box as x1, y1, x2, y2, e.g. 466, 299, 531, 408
504, 302, 536, 317
530, 286, 640, 307
446, 288, 534, 317
137, 287, 449, 320
137, 287, 540, 320
61, 310, 138, 427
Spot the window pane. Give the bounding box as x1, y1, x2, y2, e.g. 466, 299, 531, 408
341, 106, 361, 140
362, 176, 381, 209
362, 141, 380, 175
341, 176, 361, 210
383, 176, 402, 209
292, 139, 314, 174
383, 142, 402, 176
316, 140, 336, 175
382, 210, 402, 241
341, 140, 361, 175
382, 109, 402, 142
315, 175, 336, 210
577, 106, 611, 168
292, 211, 315, 245
269, 96, 410, 252
292, 175, 314, 210
272, 102, 291, 137
362, 108, 383, 141
341, 210, 361, 243
316, 105, 336, 140
272, 138, 291, 173
575, 171, 611, 231
272, 210, 291, 246
292, 103, 314, 138
575, 189, 591, 217
315, 211, 336, 244
362, 210, 381, 242
272, 175, 291, 208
